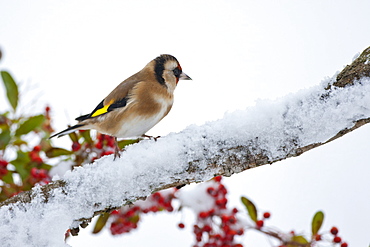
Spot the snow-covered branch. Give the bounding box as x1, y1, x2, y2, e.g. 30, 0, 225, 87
1, 47, 370, 247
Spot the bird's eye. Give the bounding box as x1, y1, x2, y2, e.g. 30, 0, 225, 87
173, 67, 181, 78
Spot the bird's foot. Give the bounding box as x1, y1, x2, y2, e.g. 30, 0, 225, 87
113, 137, 121, 161
141, 134, 161, 141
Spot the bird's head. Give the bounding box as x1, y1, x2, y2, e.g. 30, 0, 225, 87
152, 54, 191, 92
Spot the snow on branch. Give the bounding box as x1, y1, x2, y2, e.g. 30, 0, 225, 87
1, 47, 370, 247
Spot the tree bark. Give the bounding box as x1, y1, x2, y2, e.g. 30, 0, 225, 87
1, 46, 370, 241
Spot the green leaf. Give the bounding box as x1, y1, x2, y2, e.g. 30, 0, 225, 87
12, 138, 28, 146
1, 71, 19, 111
0, 128, 11, 150
79, 130, 93, 143
241, 196, 258, 222
68, 132, 79, 143
45, 147, 72, 158
129, 214, 140, 224
39, 163, 52, 171
15, 115, 45, 136
93, 213, 110, 234
1, 170, 13, 184
118, 139, 140, 149
11, 151, 31, 180
289, 235, 309, 246
311, 211, 324, 236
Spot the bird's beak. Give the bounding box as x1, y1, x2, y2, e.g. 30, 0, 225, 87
179, 72, 192, 80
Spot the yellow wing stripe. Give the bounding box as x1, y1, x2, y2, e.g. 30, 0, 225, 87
91, 104, 110, 117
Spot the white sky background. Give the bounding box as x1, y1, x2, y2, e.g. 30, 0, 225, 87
0, 0, 369, 246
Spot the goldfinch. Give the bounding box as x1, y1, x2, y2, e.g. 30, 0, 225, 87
50, 54, 191, 159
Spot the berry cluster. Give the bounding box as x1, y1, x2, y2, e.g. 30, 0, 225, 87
313, 226, 348, 246
30, 167, 50, 183
110, 207, 140, 235
29, 145, 43, 164
179, 176, 244, 247
110, 190, 176, 235
95, 133, 115, 150
29, 146, 50, 184
329, 226, 347, 247
69, 132, 117, 167
0, 105, 55, 201
86, 133, 115, 162
255, 211, 270, 229
43, 106, 54, 133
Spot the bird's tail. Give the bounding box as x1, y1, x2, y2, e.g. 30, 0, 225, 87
49, 124, 85, 139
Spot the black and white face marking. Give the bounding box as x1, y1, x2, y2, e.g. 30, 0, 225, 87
154, 54, 180, 86
153, 54, 191, 86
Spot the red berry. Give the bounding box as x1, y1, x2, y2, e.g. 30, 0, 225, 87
207, 187, 217, 196
207, 209, 215, 216
256, 220, 264, 228
224, 232, 235, 241
33, 145, 41, 152
107, 138, 116, 148
0, 159, 8, 166
263, 212, 271, 219
152, 192, 161, 200
228, 215, 236, 224
101, 151, 114, 156
214, 176, 222, 182
166, 205, 174, 212
125, 210, 135, 217
216, 198, 227, 208
203, 225, 212, 232
33, 156, 43, 163
199, 211, 208, 218
131, 206, 140, 212
218, 184, 227, 194
196, 233, 202, 242
236, 229, 244, 235
45, 106, 51, 112
333, 236, 342, 243
97, 133, 104, 141
30, 167, 49, 180
111, 210, 119, 215
232, 208, 238, 214
72, 142, 81, 151
29, 151, 42, 163
31, 167, 39, 178
315, 234, 322, 241
178, 223, 185, 229
38, 169, 48, 179
213, 234, 222, 240
221, 214, 229, 222
341, 242, 348, 247
222, 224, 230, 233
193, 224, 201, 233
330, 227, 339, 235
95, 142, 103, 149
149, 206, 158, 212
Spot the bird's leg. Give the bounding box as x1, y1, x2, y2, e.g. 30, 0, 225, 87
113, 137, 121, 160
142, 134, 161, 141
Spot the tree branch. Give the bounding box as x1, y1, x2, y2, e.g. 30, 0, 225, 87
1, 46, 370, 246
